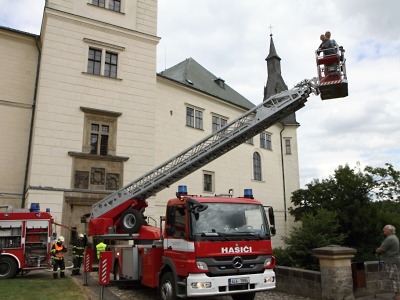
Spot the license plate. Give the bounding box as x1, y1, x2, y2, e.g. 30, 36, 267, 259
228, 277, 250, 285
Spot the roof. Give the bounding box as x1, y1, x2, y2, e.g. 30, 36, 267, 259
157, 58, 255, 111
0, 25, 38, 38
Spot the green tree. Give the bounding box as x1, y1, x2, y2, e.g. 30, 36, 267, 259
275, 208, 346, 270
288, 163, 400, 262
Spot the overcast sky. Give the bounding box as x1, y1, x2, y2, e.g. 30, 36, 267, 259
1, 0, 399, 188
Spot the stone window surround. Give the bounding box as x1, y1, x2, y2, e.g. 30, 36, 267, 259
80, 106, 122, 156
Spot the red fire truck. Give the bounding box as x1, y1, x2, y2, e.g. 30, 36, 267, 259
0, 204, 54, 278
87, 71, 347, 300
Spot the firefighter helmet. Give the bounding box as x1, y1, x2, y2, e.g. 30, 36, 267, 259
58, 236, 65, 242
79, 233, 84, 238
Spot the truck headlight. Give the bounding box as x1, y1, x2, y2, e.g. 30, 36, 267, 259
191, 282, 212, 289
196, 261, 208, 270
264, 276, 275, 283
263, 257, 272, 267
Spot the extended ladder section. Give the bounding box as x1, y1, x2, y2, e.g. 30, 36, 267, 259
91, 79, 318, 218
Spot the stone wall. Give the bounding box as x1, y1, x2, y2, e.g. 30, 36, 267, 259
354, 261, 391, 297
275, 266, 322, 299
275, 261, 392, 299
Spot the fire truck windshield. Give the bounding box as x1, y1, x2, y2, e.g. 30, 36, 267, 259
190, 203, 270, 240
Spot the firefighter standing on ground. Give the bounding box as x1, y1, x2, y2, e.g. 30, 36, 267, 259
51, 236, 68, 279
96, 240, 107, 259
72, 233, 85, 275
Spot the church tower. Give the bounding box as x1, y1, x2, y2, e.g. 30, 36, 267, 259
264, 34, 288, 99
262, 33, 300, 238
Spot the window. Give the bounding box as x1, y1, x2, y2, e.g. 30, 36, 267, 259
84, 40, 124, 78
212, 116, 228, 132
104, 52, 118, 78
186, 107, 203, 129
92, 0, 105, 7
253, 152, 262, 181
285, 138, 292, 154
246, 137, 254, 145
87, 48, 102, 75
90, 123, 109, 155
81, 107, 122, 156
166, 205, 186, 238
260, 132, 272, 150
109, 0, 121, 12
203, 172, 214, 193
91, 0, 121, 12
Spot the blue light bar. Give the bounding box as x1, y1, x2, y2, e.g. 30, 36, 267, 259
178, 185, 188, 195
244, 189, 253, 199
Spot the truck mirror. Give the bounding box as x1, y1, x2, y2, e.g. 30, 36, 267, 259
270, 226, 276, 236
268, 207, 275, 227
52, 232, 57, 240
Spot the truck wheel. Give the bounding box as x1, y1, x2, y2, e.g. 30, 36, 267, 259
232, 292, 256, 300
0, 256, 18, 279
160, 272, 177, 300
120, 209, 143, 233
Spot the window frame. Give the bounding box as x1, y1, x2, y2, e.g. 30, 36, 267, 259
260, 132, 272, 150
186, 106, 203, 130
90, 0, 123, 12
203, 171, 215, 193
253, 152, 262, 181
92, 0, 105, 7
109, 0, 121, 12
83, 39, 124, 79
285, 138, 292, 155
81, 107, 122, 156
212, 115, 228, 133
104, 51, 118, 78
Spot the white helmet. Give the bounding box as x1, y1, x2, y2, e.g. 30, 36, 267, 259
58, 236, 65, 242
79, 233, 84, 238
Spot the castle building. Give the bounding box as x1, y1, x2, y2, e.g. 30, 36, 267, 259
0, 0, 299, 247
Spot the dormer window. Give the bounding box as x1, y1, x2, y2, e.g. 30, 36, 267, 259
214, 77, 225, 89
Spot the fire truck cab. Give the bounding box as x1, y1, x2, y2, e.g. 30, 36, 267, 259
109, 187, 276, 300
0, 204, 54, 278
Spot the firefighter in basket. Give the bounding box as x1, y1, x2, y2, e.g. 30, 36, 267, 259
51, 236, 68, 279
71, 233, 85, 276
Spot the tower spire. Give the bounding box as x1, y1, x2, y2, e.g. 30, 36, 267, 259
264, 32, 287, 100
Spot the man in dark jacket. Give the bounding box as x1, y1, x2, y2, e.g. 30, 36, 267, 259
72, 233, 86, 275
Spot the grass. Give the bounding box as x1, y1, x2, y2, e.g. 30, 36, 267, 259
0, 273, 86, 300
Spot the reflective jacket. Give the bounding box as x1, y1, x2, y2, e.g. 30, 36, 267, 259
96, 242, 107, 259
51, 243, 67, 260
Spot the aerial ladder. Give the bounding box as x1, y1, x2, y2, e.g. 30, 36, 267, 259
88, 75, 334, 236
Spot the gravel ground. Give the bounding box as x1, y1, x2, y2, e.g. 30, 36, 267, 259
107, 281, 313, 300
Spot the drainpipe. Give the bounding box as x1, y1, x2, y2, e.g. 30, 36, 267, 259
279, 124, 287, 221
22, 35, 41, 208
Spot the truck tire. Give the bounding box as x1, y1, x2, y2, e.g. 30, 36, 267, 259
160, 272, 177, 300
0, 256, 18, 279
232, 292, 256, 300
120, 209, 143, 233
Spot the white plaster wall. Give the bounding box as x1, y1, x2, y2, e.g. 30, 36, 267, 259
0, 30, 38, 206
28, 5, 159, 191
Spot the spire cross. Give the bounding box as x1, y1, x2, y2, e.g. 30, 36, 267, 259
269, 25, 273, 36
